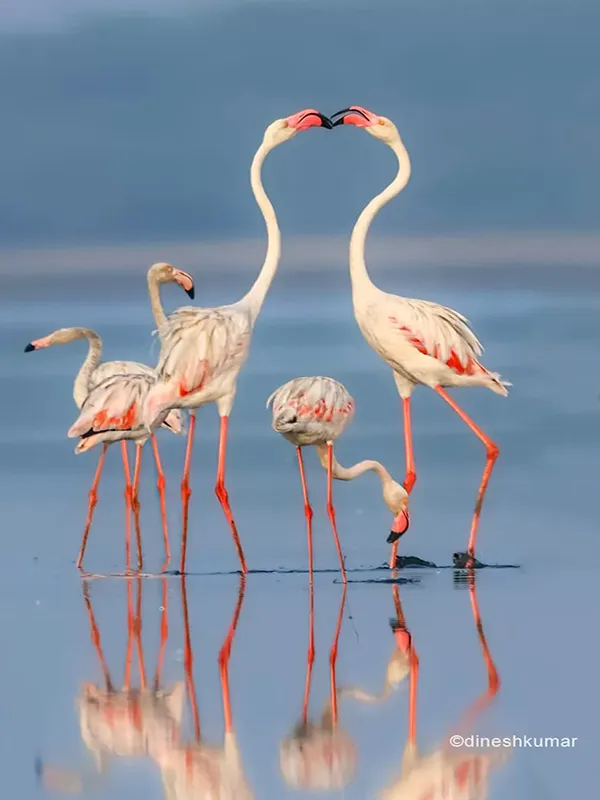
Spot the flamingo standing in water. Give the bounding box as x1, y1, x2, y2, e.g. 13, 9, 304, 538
267, 376, 409, 581
331, 106, 510, 568
24, 263, 194, 571
143, 109, 333, 575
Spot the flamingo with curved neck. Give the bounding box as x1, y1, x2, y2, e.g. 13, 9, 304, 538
332, 105, 509, 569
142, 109, 333, 575
24, 263, 194, 572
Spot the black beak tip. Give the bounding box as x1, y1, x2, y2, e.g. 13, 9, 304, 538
332, 118, 346, 128
24, 342, 35, 353
185, 287, 195, 300
387, 530, 402, 544
317, 113, 333, 129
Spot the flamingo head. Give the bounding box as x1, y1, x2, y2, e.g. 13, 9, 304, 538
331, 105, 400, 144
24, 327, 92, 352
382, 479, 410, 543
263, 109, 333, 148
149, 262, 195, 299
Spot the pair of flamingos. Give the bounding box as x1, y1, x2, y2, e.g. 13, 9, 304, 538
27, 105, 508, 575
38, 573, 505, 798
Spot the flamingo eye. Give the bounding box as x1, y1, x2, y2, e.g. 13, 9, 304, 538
378, 118, 386, 126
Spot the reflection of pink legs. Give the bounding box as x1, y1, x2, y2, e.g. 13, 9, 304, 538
77, 444, 108, 571
181, 576, 201, 740
219, 575, 247, 734
155, 578, 169, 689
83, 581, 112, 690
302, 579, 316, 724
329, 584, 348, 725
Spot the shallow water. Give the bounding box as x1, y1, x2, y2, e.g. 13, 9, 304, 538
0, 263, 598, 797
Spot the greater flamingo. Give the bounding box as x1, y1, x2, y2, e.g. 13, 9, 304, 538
331, 106, 510, 569
142, 109, 333, 575
68, 370, 185, 571
267, 376, 409, 581
24, 262, 194, 571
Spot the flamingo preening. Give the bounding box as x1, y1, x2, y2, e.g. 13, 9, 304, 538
268, 376, 409, 581
331, 106, 510, 569
143, 109, 333, 575
24, 263, 194, 571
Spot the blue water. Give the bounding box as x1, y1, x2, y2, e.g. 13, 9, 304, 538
0, 262, 598, 797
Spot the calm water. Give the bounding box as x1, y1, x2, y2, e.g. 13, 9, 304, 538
0, 262, 598, 797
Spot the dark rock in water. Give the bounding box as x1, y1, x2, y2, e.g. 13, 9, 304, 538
394, 555, 438, 569
452, 552, 486, 569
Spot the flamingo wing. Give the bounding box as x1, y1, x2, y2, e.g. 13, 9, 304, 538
68, 373, 154, 438
267, 376, 355, 427
156, 306, 252, 397
382, 297, 484, 376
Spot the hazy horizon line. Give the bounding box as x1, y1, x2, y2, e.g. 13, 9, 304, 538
1, 232, 599, 276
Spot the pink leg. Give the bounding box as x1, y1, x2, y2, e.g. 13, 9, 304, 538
390, 398, 416, 568
296, 447, 314, 581
179, 413, 196, 575
302, 578, 316, 724
329, 583, 347, 725
132, 445, 143, 572
151, 435, 171, 572
215, 416, 248, 574
77, 444, 108, 571
326, 443, 347, 583
154, 578, 168, 690
82, 581, 112, 691
121, 441, 133, 573
181, 576, 201, 740
435, 386, 499, 562
218, 574, 247, 734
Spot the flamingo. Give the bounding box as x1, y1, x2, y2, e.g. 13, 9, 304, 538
267, 376, 409, 581
142, 109, 333, 575
331, 106, 510, 569
24, 262, 194, 571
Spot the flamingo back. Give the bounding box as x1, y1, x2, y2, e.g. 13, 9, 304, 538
68, 372, 182, 451
266, 376, 355, 446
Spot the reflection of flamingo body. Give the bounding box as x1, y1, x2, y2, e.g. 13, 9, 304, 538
142, 110, 333, 575
155, 576, 252, 799
25, 263, 194, 571
332, 106, 510, 569
37, 578, 184, 792
378, 572, 506, 799
279, 584, 356, 791
268, 376, 409, 581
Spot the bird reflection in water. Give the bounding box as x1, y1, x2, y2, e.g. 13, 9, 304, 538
37, 575, 251, 799
155, 574, 252, 799
37, 576, 184, 791
280, 583, 357, 791
377, 571, 508, 799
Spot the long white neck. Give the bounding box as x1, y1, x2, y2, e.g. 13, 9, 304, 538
147, 271, 167, 329
316, 444, 392, 486
349, 136, 411, 302
73, 331, 103, 407
239, 141, 281, 322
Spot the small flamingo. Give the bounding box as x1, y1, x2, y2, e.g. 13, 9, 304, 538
267, 376, 409, 582
142, 109, 333, 575
331, 106, 510, 568
24, 262, 194, 571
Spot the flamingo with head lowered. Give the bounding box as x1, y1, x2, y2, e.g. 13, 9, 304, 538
331, 106, 510, 569
142, 109, 333, 575
24, 262, 194, 571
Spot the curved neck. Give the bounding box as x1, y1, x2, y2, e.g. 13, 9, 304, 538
147, 271, 167, 329
73, 331, 103, 407
239, 141, 281, 320
316, 444, 392, 486
349, 136, 411, 300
